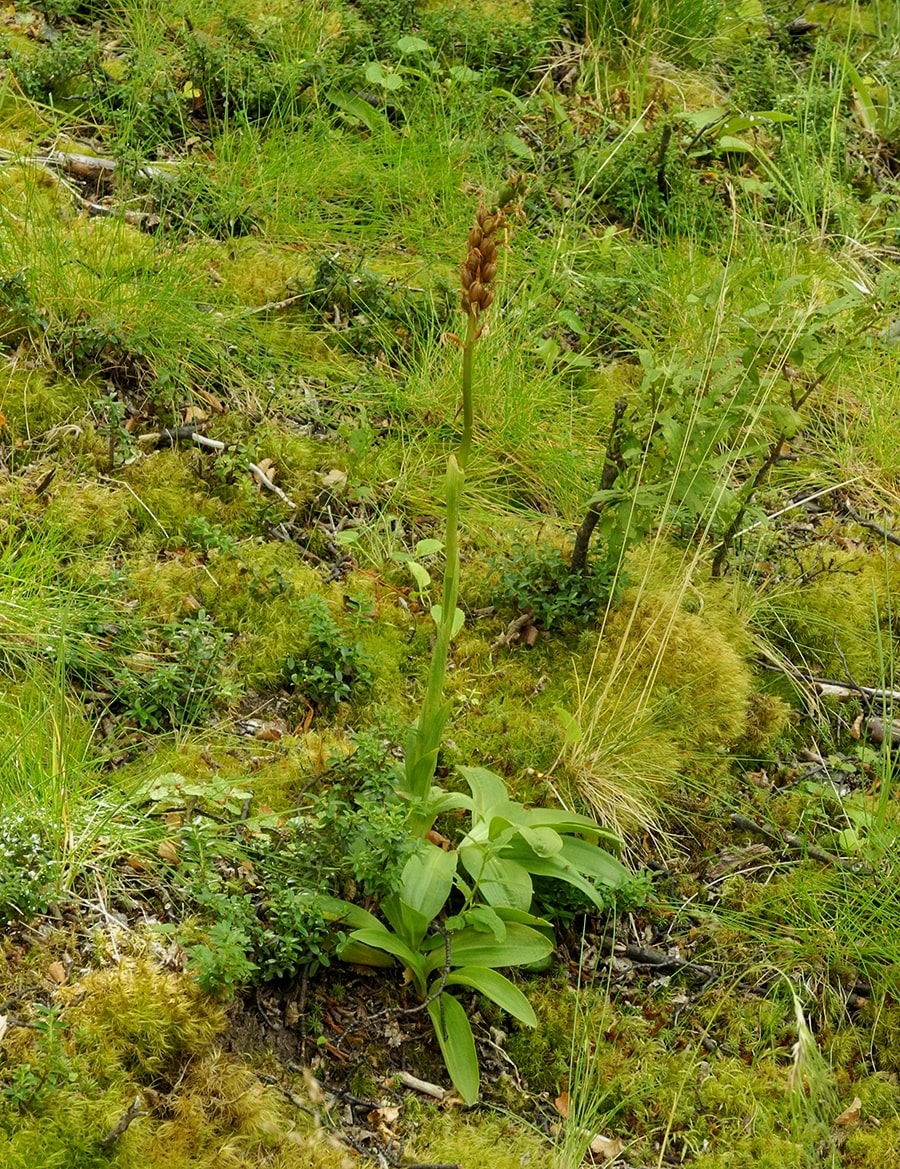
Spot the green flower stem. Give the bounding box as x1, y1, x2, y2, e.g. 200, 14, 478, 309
458, 309, 477, 473
404, 454, 463, 836
403, 315, 477, 835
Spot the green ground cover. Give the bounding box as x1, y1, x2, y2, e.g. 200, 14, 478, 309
1, 0, 900, 1165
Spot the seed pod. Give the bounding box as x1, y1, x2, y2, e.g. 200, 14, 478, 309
460, 264, 475, 289
480, 239, 497, 263
467, 226, 483, 250
482, 260, 498, 284
481, 289, 494, 311
468, 281, 485, 306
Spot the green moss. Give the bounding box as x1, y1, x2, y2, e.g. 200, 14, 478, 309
42, 482, 132, 547
0, 368, 95, 440
755, 550, 896, 683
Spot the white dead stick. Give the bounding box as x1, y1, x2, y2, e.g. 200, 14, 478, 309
249, 461, 297, 509
395, 1070, 446, 1100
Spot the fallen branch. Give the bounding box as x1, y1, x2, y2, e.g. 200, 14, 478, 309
395, 1071, 446, 1100
841, 504, 900, 548
571, 396, 626, 575
0, 147, 177, 183
728, 813, 871, 874
250, 461, 296, 509
137, 427, 297, 508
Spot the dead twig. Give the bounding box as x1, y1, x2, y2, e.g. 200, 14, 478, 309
728, 813, 871, 874
100, 1095, 145, 1147
570, 396, 627, 575
136, 427, 297, 508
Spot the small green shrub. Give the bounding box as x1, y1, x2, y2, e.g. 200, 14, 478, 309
116, 610, 236, 731
0, 815, 60, 924
285, 595, 373, 710
489, 544, 616, 630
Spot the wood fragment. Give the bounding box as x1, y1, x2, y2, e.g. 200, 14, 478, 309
396, 1070, 446, 1100
100, 1096, 145, 1146
250, 461, 297, 509
728, 813, 871, 873
490, 610, 534, 651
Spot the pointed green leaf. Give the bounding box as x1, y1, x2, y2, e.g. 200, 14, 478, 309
314, 895, 382, 931
399, 845, 457, 924
558, 836, 630, 886
325, 89, 390, 133
336, 939, 397, 967
427, 922, 553, 974
459, 846, 533, 911
426, 993, 479, 1104
344, 927, 426, 987
442, 967, 537, 1027
459, 766, 509, 817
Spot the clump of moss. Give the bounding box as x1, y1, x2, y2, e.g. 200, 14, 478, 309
42, 481, 132, 547
0, 367, 95, 440
0, 955, 352, 1168
567, 571, 758, 834
755, 549, 896, 682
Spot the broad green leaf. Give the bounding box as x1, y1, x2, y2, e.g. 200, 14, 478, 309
516, 807, 622, 850
336, 939, 396, 967
365, 61, 404, 90
558, 836, 630, 885
557, 308, 587, 336
518, 825, 563, 858
443, 968, 537, 1026
683, 106, 727, 131
448, 64, 480, 84
717, 135, 754, 153
493, 906, 553, 929
424, 786, 472, 816
314, 895, 381, 930
459, 766, 509, 818
447, 905, 507, 940
325, 89, 390, 133
345, 927, 426, 987
555, 705, 582, 747
407, 561, 431, 593
459, 846, 533, 911
500, 131, 534, 160
415, 538, 443, 556
503, 850, 607, 908
426, 993, 479, 1104
399, 846, 458, 925
428, 922, 553, 974
396, 35, 432, 54
845, 59, 878, 134
382, 896, 430, 949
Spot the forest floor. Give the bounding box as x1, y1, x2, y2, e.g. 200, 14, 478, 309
2, 1, 900, 1167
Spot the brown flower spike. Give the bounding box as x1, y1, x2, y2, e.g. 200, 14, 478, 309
460, 203, 505, 318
